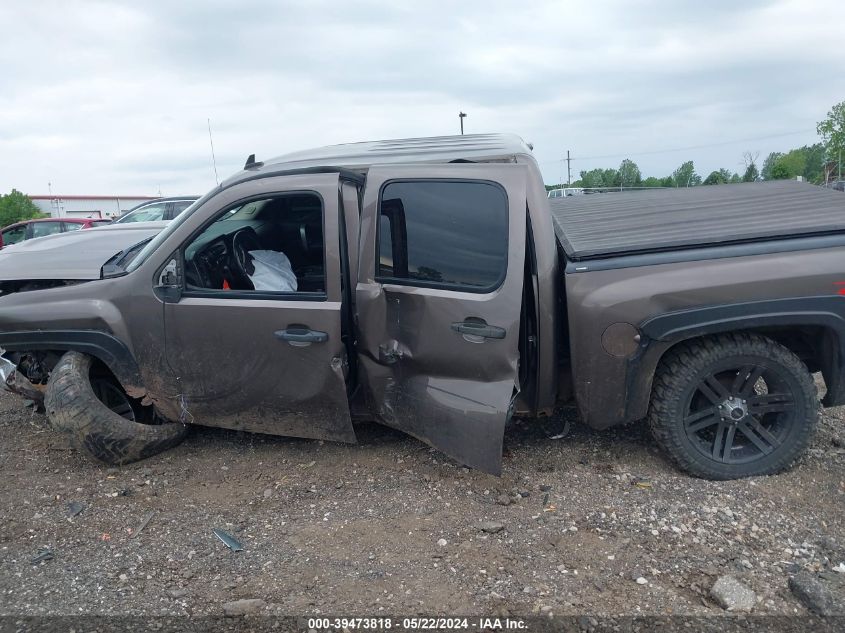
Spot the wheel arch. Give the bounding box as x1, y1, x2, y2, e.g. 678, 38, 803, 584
627, 296, 845, 421
0, 329, 146, 399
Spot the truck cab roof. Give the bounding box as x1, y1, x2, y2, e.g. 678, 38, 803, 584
224, 133, 535, 187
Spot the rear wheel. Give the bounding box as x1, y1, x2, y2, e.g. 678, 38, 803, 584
648, 333, 818, 479
45, 352, 187, 465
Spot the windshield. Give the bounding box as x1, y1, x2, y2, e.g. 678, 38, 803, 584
125, 191, 217, 272
116, 208, 163, 223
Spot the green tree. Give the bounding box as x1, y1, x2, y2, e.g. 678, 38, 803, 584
742, 151, 760, 182
618, 159, 642, 188
729, 172, 742, 183
817, 100, 845, 174
0, 190, 46, 228
579, 168, 605, 188
761, 152, 782, 180
770, 162, 790, 179
703, 168, 732, 185
742, 163, 759, 182
770, 149, 806, 180
800, 143, 826, 183
642, 176, 662, 187
672, 161, 700, 187
602, 168, 620, 188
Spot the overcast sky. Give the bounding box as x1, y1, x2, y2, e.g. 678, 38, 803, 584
0, 0, 840, 195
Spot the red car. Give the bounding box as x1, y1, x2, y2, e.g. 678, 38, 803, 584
0, 217, 112, 249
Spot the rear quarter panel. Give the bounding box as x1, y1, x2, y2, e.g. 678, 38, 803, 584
566, 245, 845, 428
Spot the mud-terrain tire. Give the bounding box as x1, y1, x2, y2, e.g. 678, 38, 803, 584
648, 333, 818, 480
45, 351, 187, 465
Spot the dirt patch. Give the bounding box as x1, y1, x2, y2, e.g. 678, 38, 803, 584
0, 389, 843, 617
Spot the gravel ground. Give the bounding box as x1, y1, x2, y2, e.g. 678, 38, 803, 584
0, 385, 843, 619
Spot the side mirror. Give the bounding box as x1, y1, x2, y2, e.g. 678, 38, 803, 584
154, 257, 182, 303
158, 259, 179, 286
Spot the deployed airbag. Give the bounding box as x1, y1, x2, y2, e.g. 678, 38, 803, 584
248, 250, 297, 292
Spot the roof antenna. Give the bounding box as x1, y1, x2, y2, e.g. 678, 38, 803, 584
207, 117, 219, 185
244, 153, 264, 170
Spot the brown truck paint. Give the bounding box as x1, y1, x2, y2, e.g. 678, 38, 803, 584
0, 134, 843, 474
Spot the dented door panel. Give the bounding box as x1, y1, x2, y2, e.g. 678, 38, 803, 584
163, 173, 355, 442
356, 165, 528, 474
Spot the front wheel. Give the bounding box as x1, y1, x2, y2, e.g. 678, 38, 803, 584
648, 333, 818, 479
45, 352, 188, 465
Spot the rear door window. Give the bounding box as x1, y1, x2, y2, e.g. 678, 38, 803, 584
168, 200, 195, 219
2, 225, 27, 245
119, 203, 167, 223
30, 221, 64, 238
63, 222, 83, 231
377, 180, 508, 292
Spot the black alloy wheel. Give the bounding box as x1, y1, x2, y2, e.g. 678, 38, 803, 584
649, 333, 818, 479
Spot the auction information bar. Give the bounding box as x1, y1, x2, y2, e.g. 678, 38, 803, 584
306, 617, 526, 630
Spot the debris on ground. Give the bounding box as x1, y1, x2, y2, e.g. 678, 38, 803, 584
30, 548, 54, 565
548, 419, 571, 440
66, 501, 85, 518
212, 528, 244, 552
0, 381, 843, 616
130, 510, 155, 539
710, 576, 757, 612
222, 598, 265, 617
631, 477, 652, 489
788, 571, 845, 616
476, 521, 505, 534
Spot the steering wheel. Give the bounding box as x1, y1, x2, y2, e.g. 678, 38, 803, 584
230, 227, 263, 285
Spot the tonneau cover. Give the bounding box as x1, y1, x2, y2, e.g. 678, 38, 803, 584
550, 180, 845, 260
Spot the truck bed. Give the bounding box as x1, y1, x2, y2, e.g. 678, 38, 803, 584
550, 180, 845, 261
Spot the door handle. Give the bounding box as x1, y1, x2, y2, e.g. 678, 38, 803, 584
274, 327, 329, 346
450, 321, 506, 340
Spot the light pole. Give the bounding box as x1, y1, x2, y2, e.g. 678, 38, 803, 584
459, 111, 467, 135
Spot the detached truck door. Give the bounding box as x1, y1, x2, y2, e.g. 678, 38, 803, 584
356, 164, 527, 474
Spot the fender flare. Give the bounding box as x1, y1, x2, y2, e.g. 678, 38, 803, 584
0, 329, 144, 395
629, 296, 845, 417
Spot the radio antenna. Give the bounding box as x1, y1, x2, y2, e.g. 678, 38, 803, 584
207, 117, 219, 185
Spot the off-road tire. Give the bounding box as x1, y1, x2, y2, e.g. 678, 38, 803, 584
45, 351, 187, 464
648, 333, 818, 479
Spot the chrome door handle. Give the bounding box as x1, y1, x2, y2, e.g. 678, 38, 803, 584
450, 321, 506, 339
274, 327, 328, 346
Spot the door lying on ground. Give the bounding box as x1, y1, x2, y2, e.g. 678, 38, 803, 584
356, 164, 527, 474
161, 173, 355, 442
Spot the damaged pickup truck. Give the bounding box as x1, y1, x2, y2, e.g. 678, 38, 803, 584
2, 134, 845, 480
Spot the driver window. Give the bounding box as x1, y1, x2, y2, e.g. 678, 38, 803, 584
182, 193, 325, 296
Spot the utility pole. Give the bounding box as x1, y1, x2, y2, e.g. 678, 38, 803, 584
566, 150, 572, 186
459, 111, 467, 135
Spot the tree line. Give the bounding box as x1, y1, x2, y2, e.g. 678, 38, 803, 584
0, 190, 45, 228
548, 100, 845, 190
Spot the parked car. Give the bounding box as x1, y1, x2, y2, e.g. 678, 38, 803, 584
547, 187, 583, 198
1, 134, 844, 482
113, 197, 198, 224
0, 217, 112, 249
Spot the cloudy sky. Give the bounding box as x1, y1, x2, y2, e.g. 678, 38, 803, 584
0, 0, 840, 196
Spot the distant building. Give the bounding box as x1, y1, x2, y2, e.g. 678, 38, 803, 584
29, 195, 160, 220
